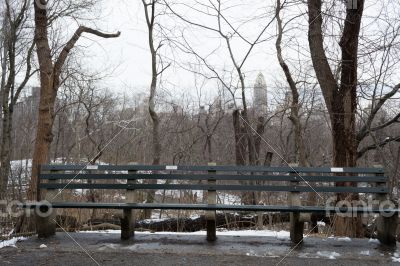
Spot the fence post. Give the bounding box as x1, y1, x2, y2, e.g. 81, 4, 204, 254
374, 165, 397, 245
288, 163, 304, 243
206, 162, 217, 241
121, 163, 137, 240
36, 166, 57, 238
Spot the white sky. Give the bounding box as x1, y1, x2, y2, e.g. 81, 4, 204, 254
76, 0, 282, 105
21, 0, 399, 110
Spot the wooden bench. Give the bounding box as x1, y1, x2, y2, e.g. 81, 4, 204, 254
21, 164, 397, 245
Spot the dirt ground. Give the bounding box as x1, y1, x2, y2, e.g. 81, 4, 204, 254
1, 231, 399, 266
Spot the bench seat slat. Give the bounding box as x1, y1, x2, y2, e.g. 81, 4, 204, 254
41, 164, 384, 174
19, 202, 396, 213
39, 173, 388, 183
39, 183, 388, 193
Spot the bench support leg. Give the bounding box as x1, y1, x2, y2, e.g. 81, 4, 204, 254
289, 164, 303, 244
35, 208, 56, 238
290, 212, 304, 243
207, 163, 217, 242
373, 166, 397, 246
36, 169, 58, 238
121, 209, 135, 240
377, 214, 397, 246
206, 214, 216, 241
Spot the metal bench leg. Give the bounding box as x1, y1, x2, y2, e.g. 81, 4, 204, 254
377, 214, 397, 246
121, 167, 137, 240
36, 207, 56, 238
374, 165, 397, 246
36, 168, 58, 238
289, 164, 303, 243
206, 215, 216, 241
121, 209, 135, 240
290, 212, 304, 243
207, 163, 217, 241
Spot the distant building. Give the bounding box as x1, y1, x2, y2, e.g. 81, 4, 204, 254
13, 86, 40, 123
253, 73, 268, 115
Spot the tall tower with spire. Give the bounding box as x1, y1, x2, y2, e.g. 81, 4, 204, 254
253, 72, 268, 115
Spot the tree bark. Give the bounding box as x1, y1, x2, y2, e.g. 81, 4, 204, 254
29, 0, 120, 201
307, 0, 365, 237
0, 109, 12, 197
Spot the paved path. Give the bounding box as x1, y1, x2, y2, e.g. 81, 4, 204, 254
1, 232, 399, 265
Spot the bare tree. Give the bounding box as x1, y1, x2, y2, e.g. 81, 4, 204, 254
29, 0, 120, 201
275, 0, 307, 167
0, 0, 35, 198
142, 0, 172, 218
307, 0, 400, 237
165, 0, 276, 166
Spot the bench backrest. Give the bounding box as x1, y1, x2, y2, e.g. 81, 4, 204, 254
38, 164, 388, 195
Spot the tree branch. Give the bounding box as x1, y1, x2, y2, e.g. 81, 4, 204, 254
357, 136, 400, 158
53, 26, 121, 80
356, 83, 400, 142
307, 0, 338, 114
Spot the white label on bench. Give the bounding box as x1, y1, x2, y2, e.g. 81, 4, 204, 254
331, 167, 344, 173
87, 165, 98, 170
166, 165, 178, 170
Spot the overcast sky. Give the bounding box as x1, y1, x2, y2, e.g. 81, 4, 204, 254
76, 0, 283, 105
23, 0, 399, 110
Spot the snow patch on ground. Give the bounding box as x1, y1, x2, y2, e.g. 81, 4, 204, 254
336, 237, 351, 242
244, 249, 280, 258
316, 251, 340, 259
190, 214, 200, 220
392, 256, 400, 262
360, 250, 370, 256
0, 237, 27, 249
393, 252, 400, 262
80, 229, 290, 239
368, 238, 380, 244
217, 230, 289, 239
298, 253, 320, 259
142, 218, 168, 224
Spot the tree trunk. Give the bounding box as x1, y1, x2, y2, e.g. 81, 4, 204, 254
254, 116, 265, 165
0, 108, 12, 198
29, 0, 120, 201
143, 0, 162, 219
29, 1, 55, 201
275, 0, 307, 167
307, 0, 365, 237
233, 110, 247, 166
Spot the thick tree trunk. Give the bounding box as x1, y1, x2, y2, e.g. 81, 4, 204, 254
29, 1, 120, 201
29, 2, 55, 201
307, 0, 365, 237
0, 109, 12, 198
334, 0, 364, 237
29, 90, 56, 201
